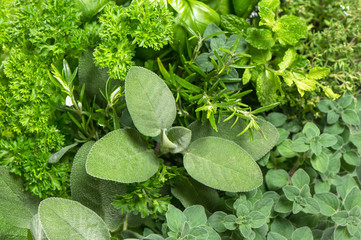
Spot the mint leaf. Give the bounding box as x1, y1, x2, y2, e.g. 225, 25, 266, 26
273, 15, 307, 45
307, 67, 330, 80
246, 28, 275, 50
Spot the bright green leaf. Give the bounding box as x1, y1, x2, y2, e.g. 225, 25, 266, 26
246, 28, 275, 50
307, 67, 330, 80
273, 15, 307, 45
278, 49, 297, 73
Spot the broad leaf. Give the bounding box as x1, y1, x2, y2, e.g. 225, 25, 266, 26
168, 0, 220, 35
344, 187, 361, 211
314, 193, 340, 216
183, 205, 207, 228
39, 198, 110, 240
291, 227, 313, 240
75, 0, 110, 21
0, 166, 40, 229
184, 137, 263, 192
125, 66, 176, 137
171, 176, 220, 210
86, 129, 159, 183
273, 15, 307, 45
166, 205, 187, 233
71, 142, 126, 231
0, 215, 28, 240
188, 117, 279, 161
265, 169, 289, 190
246, 28, 275, 50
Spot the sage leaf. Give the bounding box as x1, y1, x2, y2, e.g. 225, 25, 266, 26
184, 137, 263, 192
39, 198, 110, 240
48, 142, 78, 164
125, 66, 176, 137
0, 166, 40, 229
70, 142, 126, 231
30, 214, 47, 240
166, 127, 192, 153
0, 214, 28, 240
86, 129, 159, 183
189, 117, 279, 161
171, 176, 220, 210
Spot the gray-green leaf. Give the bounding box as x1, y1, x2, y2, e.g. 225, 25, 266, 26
184, 137, 263, 192
86, 129, 159, 183
39, 198, 110, 240
125, 66, 176, 137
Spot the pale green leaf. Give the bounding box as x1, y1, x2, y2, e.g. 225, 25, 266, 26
291, 227, 313, 240
125, 66, 176, 137
342, 109, 360, 125
30, 214, 47, 240
75, 0, 110, 21
70, 142, 126, 231
292, 169, 310, 189
184, 137, 263, 192
311, 152, 329, 173
265, 169, 289, 190
39, 198, 110, 240
256, 69, 282, 105
183, 205, 207, 228
0, 166, 40, 229
86, 129, 159, 183
344, 187, 361, 211
259, 6, 276, 27
270, 218, 294, 239
314, 193, 340, 216
166, 205, 187, 233
166, 127, 192, 153
188, 116, 279, 161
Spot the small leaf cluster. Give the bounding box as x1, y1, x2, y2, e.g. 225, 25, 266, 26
220, 0, 338, 107
93, 0, 174, 79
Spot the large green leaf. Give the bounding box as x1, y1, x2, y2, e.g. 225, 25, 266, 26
30, 214, 47, 240
70, 142, 126, 231
0, 215, 28, 240
171, 176, 220, 210
168, 0, 220, 35
86, 129, 159, 183
38, 198, 110, 240
188, 117, 279, 161
0, 166, 40, 229
184, 137, 263, 192
75, 0, 110, 21
125, 66, 176, 137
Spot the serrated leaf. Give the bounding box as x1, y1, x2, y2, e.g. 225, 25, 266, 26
273, 15, 307, 45
291, 73, 317, 96
125, 66, 176, 137
166, 127, 192, 153
0, 166, 40, 229
278, 49, 297, 73
314, 193, 340, 216
171, 176, 220, 210
307, 67, 330, 80
246, 28, 275, 50
166, 205, 187, 233
220, 14, 250, 35
259, 6, 276, 27
188, 117, 279, 161
258, 0, 280, 10
39, 198, 110, 240
70, 142, 125, 231
256, 69, 282, 105
265, 169, 289, 190
184, 137, 263, 192
86, 129, 159, 183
